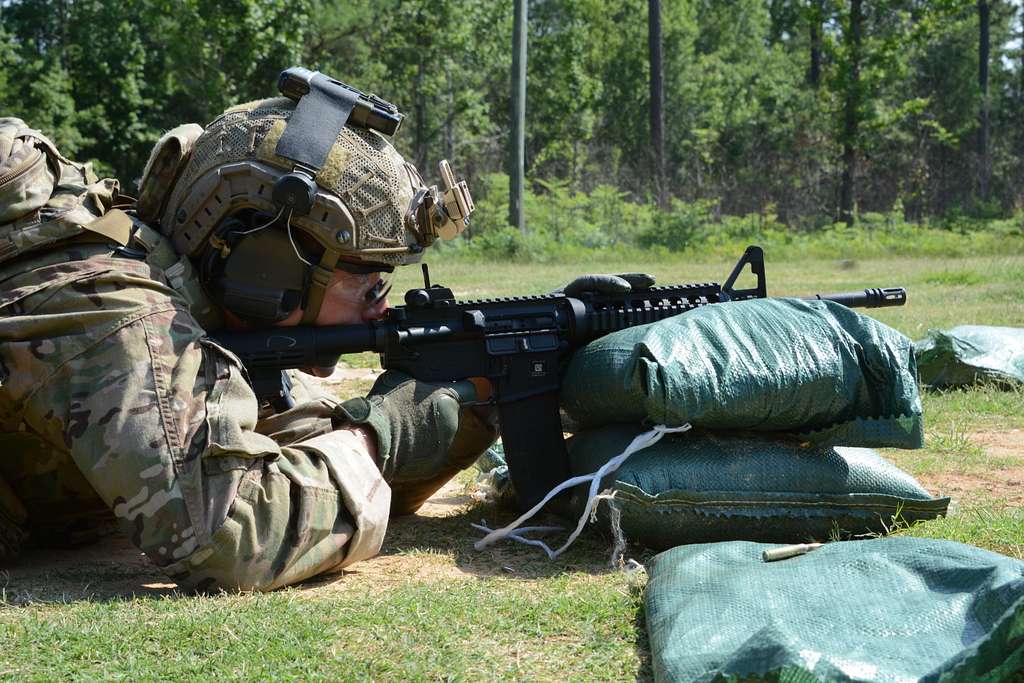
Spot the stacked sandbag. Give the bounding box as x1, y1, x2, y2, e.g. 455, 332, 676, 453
566, 425, 947, 547
560, 298, 945, 547
563, 298, 923, 447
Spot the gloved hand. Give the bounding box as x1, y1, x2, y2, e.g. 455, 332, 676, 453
553, 272, 656, 297
332, 370, 498, 515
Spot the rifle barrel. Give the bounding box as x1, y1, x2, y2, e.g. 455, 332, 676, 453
803, 287, 907, 309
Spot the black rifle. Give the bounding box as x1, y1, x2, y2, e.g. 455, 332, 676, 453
213, 246, 907, 509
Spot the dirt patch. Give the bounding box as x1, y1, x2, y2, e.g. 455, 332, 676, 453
25, 423, 1013, 603
0, 477, 611, 604
320, 366, 380, 384
968, 429, 1024, 460
317, 365, 380, 391
916, 429, 1024, 505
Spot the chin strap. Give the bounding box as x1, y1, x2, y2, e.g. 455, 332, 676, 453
300, 248, 340, 324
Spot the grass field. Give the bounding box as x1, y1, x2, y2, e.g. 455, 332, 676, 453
1, 251, 1022, 680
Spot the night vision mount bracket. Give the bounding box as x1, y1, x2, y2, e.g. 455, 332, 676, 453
271, 66, 405, 217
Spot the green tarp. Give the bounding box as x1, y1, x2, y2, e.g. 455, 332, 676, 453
645, 538, 1024, 682
915, 325, 1024, 388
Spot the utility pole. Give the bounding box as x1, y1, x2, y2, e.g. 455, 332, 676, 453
649, 0, 666, 207
977, 0, 991, 200
839, 0, 863, 226
509, 0, 527, 235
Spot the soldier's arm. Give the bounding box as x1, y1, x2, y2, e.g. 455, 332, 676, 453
9, 259, 390, 591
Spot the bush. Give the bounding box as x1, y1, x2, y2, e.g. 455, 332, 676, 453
637, 199, 716, 250
453, 175, 1024, 262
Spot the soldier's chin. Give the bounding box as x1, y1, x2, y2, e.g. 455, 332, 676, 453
301, 366, 336, 378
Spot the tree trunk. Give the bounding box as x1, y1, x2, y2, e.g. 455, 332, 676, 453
977, 0, 991, 201
445, 64, 454, 162
509, 0, 527, 235
809, 0, 822, 88
648, 0, 666, 207
839, 0, 863, 226
414, 60, 427, 172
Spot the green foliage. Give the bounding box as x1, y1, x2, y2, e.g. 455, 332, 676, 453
638, 199, 716, 251
0, 0, 1020, 224
449, 178, 1024, 262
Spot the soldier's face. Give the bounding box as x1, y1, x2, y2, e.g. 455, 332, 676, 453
275, 268, 390, 327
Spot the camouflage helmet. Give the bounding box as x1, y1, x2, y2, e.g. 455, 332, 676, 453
146, 73, 472, 325
160, 96, 436, 267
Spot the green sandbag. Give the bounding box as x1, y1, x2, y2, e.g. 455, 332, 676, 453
915, 325, 1024, 388
645, 538, 1024, 683
562, 298, 923, 449
566, 424, 947, 546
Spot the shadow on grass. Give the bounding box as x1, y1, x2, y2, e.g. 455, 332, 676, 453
633, 592, 655, 683
0, 532, 177, 606
348, 495, 633, 582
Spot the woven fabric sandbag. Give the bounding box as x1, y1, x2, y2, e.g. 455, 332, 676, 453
915, 325, 1024, 388
566, 424, 947, 546
645, 538, 1024, 683
562, 298, 923, 448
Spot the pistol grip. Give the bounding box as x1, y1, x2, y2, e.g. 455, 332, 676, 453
497, 389, 572, 511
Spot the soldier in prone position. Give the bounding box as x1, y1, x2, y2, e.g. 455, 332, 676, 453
0, 70, 496, 590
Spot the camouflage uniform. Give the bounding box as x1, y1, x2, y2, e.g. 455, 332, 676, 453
0, 244, 390, 590
0, 119, 389, 590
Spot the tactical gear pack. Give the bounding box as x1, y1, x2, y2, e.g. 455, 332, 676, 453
136, 123, 204, 224
0, 118, 130, 263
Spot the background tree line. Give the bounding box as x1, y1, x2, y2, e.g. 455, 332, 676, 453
2, 0, 1022, 250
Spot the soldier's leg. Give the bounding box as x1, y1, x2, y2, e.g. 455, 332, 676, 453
0, 470, 28, 560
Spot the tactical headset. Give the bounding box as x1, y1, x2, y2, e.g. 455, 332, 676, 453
198, 68, 393, 325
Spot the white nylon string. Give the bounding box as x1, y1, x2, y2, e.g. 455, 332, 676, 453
473, 423, 691, 560
236, 206, 287, 236
283, 210, 316, 266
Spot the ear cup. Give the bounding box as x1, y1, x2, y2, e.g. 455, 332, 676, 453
272, 171, 317, 216
200, 214, 309, 324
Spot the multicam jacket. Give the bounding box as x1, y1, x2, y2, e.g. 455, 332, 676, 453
0, 119, 389, 590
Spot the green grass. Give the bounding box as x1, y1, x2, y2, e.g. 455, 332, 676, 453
0, 577, 645, 681
921, 269, 985, 286
921, 382, 1024, 432
338, 350, 382, 370
892, 501, 1024, 560
2, 250, 1022, 680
